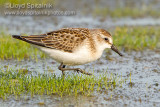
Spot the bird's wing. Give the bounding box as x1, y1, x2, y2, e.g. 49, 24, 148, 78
13, 28, 89, 52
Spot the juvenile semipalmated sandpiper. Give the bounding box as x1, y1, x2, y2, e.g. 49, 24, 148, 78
12, 28, 123, 75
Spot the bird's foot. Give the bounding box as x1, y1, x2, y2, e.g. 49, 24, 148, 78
75, 68, 92, 75
58, 63, 92, 75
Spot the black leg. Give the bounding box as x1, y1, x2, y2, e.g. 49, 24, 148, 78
58, 63, 66, 76
62, 65, 66, 68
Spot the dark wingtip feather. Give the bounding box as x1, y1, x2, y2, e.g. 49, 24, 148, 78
12, 35, 23, 40
12, 35, 48, 48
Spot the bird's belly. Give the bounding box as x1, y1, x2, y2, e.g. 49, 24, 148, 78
38, 46, 101, 66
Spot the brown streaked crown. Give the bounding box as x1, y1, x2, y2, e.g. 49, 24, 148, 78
99, 29, 112, 37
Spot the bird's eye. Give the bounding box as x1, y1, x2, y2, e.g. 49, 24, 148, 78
104, 38, 109, 41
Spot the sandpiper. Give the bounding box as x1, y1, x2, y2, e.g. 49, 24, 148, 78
12, 28, 123, 75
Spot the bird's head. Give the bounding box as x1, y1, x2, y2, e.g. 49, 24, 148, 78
96, 29, 123, 56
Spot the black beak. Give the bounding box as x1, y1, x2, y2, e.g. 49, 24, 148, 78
111, 44, 123, 56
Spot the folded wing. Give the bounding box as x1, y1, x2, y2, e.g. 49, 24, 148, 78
12, 28, 89, 52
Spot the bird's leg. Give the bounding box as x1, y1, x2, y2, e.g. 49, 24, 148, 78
58, 63, 66, 76
58, 63, 92, 75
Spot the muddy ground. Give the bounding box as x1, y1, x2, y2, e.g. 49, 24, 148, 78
0, 50, 160, 107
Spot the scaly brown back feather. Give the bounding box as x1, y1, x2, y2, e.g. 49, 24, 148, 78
13, 28, 90, 53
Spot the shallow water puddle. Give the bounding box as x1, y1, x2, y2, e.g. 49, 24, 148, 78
0, 50, 160, 107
